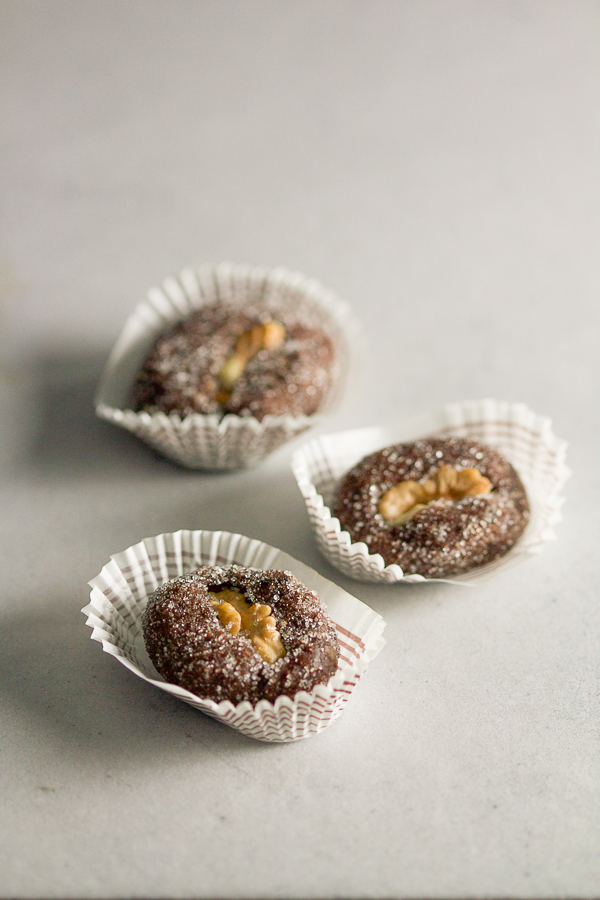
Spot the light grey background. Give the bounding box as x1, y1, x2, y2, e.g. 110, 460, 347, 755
1, 2, 599, 898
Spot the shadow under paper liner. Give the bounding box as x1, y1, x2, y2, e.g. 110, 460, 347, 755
5, 347, 180, 478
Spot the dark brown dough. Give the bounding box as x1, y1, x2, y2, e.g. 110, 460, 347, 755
332, 437, 530, 578
132, 303, 335, 420
142, 565, 340, 705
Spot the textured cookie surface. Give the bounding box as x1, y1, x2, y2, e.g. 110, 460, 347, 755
132, 303, 335, 420
333, 437, 530, 578
142, 565, 340, 705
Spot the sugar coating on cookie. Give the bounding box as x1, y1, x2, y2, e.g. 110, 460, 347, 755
333, 437, 530, 578
143, 565, 340, 705
132, 302, 335, 421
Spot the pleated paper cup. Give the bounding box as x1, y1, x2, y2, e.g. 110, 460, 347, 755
83, 530, 386, 742
96, 263, 360, 470
291, 399, 570, 585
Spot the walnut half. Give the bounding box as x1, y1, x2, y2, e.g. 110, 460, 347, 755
378, 465, 492, 526
216, 320, 286, 403
209, 588, 286, 664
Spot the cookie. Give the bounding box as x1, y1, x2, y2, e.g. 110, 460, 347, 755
142, 565, 340, 705
332, 437, 530, 578
132, 303, 335, 421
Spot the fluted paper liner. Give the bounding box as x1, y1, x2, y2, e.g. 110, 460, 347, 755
83, 530, 386, 742
96, 263, 360, 470
291, 399, 570, 585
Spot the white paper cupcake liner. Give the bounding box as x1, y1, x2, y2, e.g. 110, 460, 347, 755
291, 399, 570, 585
82, 530, 386, 742
96, 263, 360, 470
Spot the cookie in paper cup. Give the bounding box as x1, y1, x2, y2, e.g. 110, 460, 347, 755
291, 399, 570, 585
96, 263, 359, 470
82, 530, 386, 742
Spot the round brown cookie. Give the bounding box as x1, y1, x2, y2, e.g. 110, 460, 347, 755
142, 565, 340, 705
332, 437, 530, 578
132, 303, 335, 420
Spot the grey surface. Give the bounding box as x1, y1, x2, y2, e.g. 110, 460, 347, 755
1, 2, 599, 898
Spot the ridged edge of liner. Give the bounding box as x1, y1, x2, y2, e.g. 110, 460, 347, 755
291, 398, 570, 585
96, 263, 362, 470
82, 529, 386, 741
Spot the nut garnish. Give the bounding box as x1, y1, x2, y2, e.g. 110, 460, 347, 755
216, 320, 286, 403
378, 465, 492, 526
209, 588, 286, 664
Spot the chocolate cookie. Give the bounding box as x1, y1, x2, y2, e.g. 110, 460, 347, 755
332, 437, 530, 578
142, 565, 340, 705
132, 303, 335, 421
